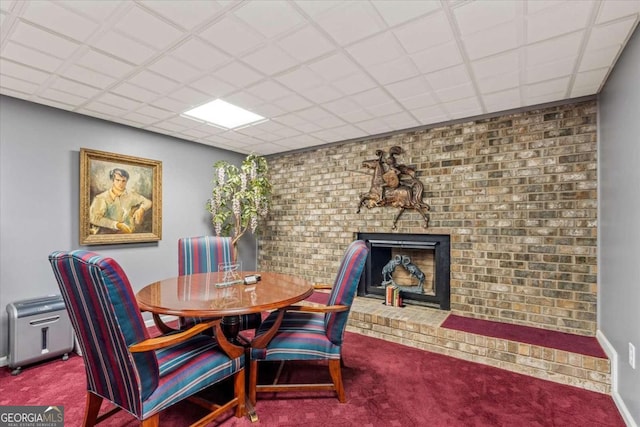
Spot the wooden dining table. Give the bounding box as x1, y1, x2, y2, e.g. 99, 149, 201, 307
136, 271, 314, 422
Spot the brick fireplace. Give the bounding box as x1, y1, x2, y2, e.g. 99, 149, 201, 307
357, 232, 451, 310
260, 99, 598, 337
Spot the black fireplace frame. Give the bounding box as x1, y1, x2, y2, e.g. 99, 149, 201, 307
357, 233, 450, 310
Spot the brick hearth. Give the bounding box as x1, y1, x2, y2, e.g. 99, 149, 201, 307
344, 297, 610, 394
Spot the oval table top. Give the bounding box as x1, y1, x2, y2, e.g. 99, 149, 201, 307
136, 271, 314, 318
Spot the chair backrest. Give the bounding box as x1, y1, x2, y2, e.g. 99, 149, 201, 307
49, 250, 157, 415
178, 236, 235, 275
325, 240, 369, 344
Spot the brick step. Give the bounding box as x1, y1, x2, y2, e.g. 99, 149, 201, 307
346, 297, 611, 394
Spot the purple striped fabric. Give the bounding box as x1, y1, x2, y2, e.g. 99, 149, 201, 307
250, 240, 368, 361
49, 250, 245, 421
178, 236, 235, 275
177, 236, 261, 331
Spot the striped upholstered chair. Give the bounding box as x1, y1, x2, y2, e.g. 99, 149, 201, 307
49, 250, 245, 426
248, 240, 369, 404
177, 236, 262, 337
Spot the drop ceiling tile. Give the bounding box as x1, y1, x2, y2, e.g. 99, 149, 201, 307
368, 56, 419, 85
97, 92, 143, 111
340, 108, 374, 124
136, 104, 175, 119
50, 76, 101, 98
61, 0, 123, 23
331, 71, 377, 95
40, 89, 87, 105
1, 1, 15, 12
170, 38, 230, 71
253, 102, 285, 118
382, 111, 420, 130
525, 76, 570, 98
93, 31, 157, 65
307, 53, 360, 81
314, 1, 385, 45
399, 92, 438, 110
139, 0, 223, 29
152, 97, 189, 114
482, 87, 521, 112
61, 64, 116, 88
21, 1, 99, 41
573, 67, 609, 89
215, 60, 264, 87
82, 101, 127, 116
247, 79, 292, 102
526, 56, 576, 84
276, 24, 335, 63
12, 21, 80, 59
411, 41, 463, 74
579, 45, 621, 72
198, 15, 264, 56
587, 17, 637, 51
321, 97, 360, 115
128, 70, 179, 93
524, 90, 565, 106
372, 0, 441, 27
526, 31, 584, 66
355, 117, 393, 134
477, 70, 520, 94
462, 21, 520, 61
527, 1, 592, 44
167, 86, 211, 106
76, 49, 135, 78
471, 51, 520, 80
115, 5, 184, 50
272, 93, 313, 112
233, 1, 304, 38
122, 111, 160, 126
148, 55, 202, 81
351, 87, 394, 108
225, 91, 264, 109
365, 100, 403, 117
347, 32, 405, 67
596, 0, 640, 24
241, 44, 298, 75
2, 41, 63, 72
436, 82, 476, 103
299, 84, 343, 104
453, 0, 519, 36
276, 66, 323, 92
425, 65, 470, 91
0, 74, 40, 94
385, 76, 432, 100
189, 75, 236, 98
443, 96, 482, 118
0, 59, 50, 84
110, 82, 158, 103
393, 11, 454, 54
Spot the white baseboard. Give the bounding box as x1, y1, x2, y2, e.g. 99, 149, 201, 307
597, 330, 637, 427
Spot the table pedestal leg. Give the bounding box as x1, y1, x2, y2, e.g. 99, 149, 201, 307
221, 315, 241, 344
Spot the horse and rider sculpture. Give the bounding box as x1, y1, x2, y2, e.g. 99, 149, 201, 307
357, 146, 430, 229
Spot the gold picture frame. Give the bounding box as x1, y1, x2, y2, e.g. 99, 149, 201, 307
80, 148, 162, 245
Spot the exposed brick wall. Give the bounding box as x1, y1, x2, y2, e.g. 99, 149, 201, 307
260, 100, 598, 336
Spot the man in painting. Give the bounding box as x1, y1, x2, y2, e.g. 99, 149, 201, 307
89, 167, 152, 234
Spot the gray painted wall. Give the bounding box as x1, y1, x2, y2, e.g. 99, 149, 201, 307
599, 27, 640, 423
0, 95, 253, 358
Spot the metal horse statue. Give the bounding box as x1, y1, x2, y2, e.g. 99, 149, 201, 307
357, 146, 430, 229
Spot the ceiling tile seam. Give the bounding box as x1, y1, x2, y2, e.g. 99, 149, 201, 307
0, 1, 27, 50
565, 1, 602, 99
439, 0, 486, 116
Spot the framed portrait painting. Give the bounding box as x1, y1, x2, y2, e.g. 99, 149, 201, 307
80, 148, 162, 245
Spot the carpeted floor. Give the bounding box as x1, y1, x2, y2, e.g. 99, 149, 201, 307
0, 331, 624, 426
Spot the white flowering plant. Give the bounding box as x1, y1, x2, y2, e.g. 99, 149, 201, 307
206, 154, 272, 247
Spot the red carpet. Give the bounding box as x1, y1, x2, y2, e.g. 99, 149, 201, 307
441, 314, 607, 359
0, 331, 623, 426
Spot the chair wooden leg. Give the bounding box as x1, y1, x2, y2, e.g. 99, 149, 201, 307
83, 392, 102, 427
141, 414, 159, 427
235, 369, 246, 418
329, 359, 346, 403
249, 359, 258, 405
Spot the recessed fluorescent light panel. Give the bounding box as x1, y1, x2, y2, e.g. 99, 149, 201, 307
182, 99, 266, 129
